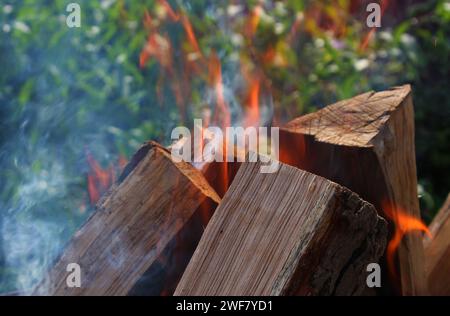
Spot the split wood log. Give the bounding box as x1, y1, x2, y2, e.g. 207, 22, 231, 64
424, 193, 450, 295
33, 141, 220, 296
175, 155, 387, 296
278, 85, 427, 295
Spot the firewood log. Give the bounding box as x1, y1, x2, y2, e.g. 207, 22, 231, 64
278, 85, 427, 295
33, 141, 220, 296
424, 193, 450, 295
175, 155, 387, 296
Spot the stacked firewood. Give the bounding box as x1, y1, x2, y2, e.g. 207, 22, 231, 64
33, 85, 448, 296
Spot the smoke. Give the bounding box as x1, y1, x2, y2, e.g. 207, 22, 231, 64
0, 1, 280, 295
2, 211, 65, 294
0, 141, 82, 294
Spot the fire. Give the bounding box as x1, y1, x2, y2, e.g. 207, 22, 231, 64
206, 52, 232, 193
157, 0, 180, 22
140, 3, 203, 114
118, 155, 128, 170
382, 201, 432, 281
246, 79, 260, 126
243, 75, 260, 128
144, 9, 153, 29
246, 4, 262, 37
208, 52, 230, 129
86, 152, 128, 205
181, 14, 201, 55
139, 32, 173, 69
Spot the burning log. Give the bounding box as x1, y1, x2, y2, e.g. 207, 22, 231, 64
33, 141, 220, 296
279, 85, 427, 295
424, 193, 450, 295
175, 155, 387, 296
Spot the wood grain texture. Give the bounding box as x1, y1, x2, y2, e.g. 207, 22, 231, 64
33, 142, 220, 296
424, 193, 450, 295
175, 155, 387, 296
279, 85, 427, 295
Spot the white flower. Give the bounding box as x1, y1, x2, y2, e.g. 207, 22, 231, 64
390, 48, 401, 56
94, 11, 104, 23
48, 64, 60, 76
444, 2, 450, 12
86, 43, 97, 52
328, 64, 339, 73
401, 33, 415, 46
124, 76, 133, 84
259, 7, 274, 25
2, 24, 11, 33
127, 21, 138, 30
14, 21, 30, 33
227, 4, 242, 17
231, 33, 244, 46
88, 26, 100, 37
296, 11, 304, 22
275, 2, 287, 16
379, 31, 393, 42
354, 59, 370, 71
314, 38, 325, 48
229, 52, 239, 62
274, 23, 284, 35
3, 4, 13, 14
116, 54, 126, 64
308, 74, 318, 82
101, 0, 116, 10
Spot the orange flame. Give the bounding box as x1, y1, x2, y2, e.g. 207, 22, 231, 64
246, 5, 262, 38
158, 0, 180, 22
86, 153, 114, 204
181, 14, 201, 55
86, 153, 128, 205
144, 9, 153, 29
140, 5, 202, 114
118, 155, 128, 170
139, 32, 173, 69
208, 52, 230, 129
206, 52, 232, 192
244, 78, 260, 127
382, 201, 432, 280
